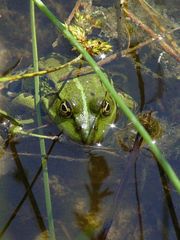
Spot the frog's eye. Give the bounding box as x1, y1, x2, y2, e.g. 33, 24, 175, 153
59, 100, 72, 118
101, 100, 111, 116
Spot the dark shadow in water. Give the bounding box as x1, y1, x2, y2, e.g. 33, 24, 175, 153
131, 50, 166, 112
156, 159, 180, 239
131, 49, 179, 239
96, 134, 144, 240
114, 0, 124, 51
0, 132, 62, 238
74, 154, 112, 239
132, 56, 145, 240
86, 154, 112, 212
0, 58, 22, 77
146, 60, 165, 106
132, 51, 145, 112
134, 157, 144, 240
9, 139, 46, 231
94, 48, 150, 239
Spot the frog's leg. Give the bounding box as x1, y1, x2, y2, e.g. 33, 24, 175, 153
12, 93, 35, 110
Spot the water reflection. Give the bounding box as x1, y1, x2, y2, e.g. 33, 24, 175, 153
9, 140, 46, 232
0, 137, 47, 239
74, 154, 112, 238
0, 120, 179, 240
156, 161, 180, 239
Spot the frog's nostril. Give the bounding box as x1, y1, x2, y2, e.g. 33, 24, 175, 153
76, 125, 82, 131
93, 125, 98, 130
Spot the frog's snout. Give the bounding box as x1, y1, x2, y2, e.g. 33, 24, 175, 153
76, 124, 94, 144
75, 116, 96, 144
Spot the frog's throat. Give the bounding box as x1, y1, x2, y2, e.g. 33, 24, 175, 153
74, 77, 91, 142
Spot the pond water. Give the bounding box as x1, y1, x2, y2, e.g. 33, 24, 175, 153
0, 0, 179, 240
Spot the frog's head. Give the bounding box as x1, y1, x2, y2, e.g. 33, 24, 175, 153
41, 74, 117, 145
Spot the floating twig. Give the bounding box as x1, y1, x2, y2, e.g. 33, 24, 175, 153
65, 0, 81, 25
138, 0, 179, 52
123, 8, 180, 62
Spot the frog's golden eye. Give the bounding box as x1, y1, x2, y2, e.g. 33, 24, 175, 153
101, 100, 111, 116
59, 100, 72, 118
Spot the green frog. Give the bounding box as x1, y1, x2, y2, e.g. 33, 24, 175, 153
7, 54, 137, 145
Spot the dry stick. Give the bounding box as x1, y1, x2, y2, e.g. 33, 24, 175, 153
55, 37, 164, 81
137, 0, 178, 32
123, 8, 180, 62
98, 36, 167, 65
122, 27, 180, 59
123, 37, 162, 56
65, 0, 81, 25
53, 0, 81, 48
97, 34, 171, 66
138, 0, 179, 52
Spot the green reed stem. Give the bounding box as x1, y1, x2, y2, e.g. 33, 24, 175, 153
32, 0, 180, 194
30, 1, 56, 239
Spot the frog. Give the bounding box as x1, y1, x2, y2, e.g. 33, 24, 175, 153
5, 54, 137, 145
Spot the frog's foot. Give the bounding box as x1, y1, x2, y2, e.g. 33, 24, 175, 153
12, 93, 35, 110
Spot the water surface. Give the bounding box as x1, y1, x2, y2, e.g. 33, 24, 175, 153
0, 0, 179, 239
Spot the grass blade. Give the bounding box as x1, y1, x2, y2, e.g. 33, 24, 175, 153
30, 1, 56, 239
